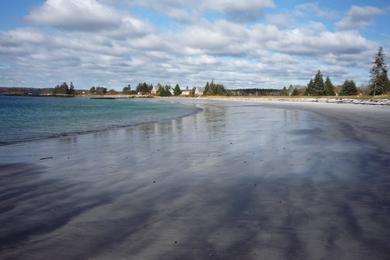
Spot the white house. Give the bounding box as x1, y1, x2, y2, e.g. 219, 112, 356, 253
195, 87, 204, 96
181, 90, 191, 96
151, 85, 159, 95
179, 87, 204, 97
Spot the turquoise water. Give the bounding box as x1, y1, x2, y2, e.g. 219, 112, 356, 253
0, 96, 198, 145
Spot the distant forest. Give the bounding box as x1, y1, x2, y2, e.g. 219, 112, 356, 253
227, 88, 284, 96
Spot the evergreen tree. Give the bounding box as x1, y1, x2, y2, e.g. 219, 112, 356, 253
291, 88, 300, 96
281, 86, 288, 96
340, 80, 358, 96
53, 82, 70, 95
122, 85, 131, 94
305, 79, 314, 95
203, 81, 226, 96
95, 86, 107, 95
306, 71, 326, 96
157, 84, 172, 96
369, 47, 390, 95
203, 82, 210, 95
173, 84, 182, 96
136, 82, 152, 94
108, 89, 117, 95
165, 85, 172, 96
313, 70, 325, 95
324, 77, 335, 96
148, 84, 154, 93
156, 84, 164, 96
69, 82, 75, 95
90, 86, 96, 94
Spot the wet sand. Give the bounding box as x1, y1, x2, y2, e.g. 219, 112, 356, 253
1, 100, 390, 260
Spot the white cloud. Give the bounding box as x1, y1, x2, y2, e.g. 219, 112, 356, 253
267, 29, 375, 56
203, 0, 274, 12
123, 0, 200, 23
126, 0, 275, 22
337, 5, 383, 31
295, 3, 338, 20
0, 28, 46, 45
175, 20, 374, 58
0, 0, 385, 89
202, 0, 275, 22
26, 0, 122, 31
265, 3, 338, 29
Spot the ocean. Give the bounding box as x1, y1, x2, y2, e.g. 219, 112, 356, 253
0, 96, 198, 145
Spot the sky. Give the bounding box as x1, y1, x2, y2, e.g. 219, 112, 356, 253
0, 0, 389, 90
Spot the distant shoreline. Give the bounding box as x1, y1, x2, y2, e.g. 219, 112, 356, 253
197, 96, 390, 106
2, 93, 390, 105
157, 95, 390, 106
1, 98, 390, 259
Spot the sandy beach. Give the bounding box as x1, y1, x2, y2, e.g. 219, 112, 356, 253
1, 99, 390, 260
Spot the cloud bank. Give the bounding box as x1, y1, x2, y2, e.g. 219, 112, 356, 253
0, 0, 388, 89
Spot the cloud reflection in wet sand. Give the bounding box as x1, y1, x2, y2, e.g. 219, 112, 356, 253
0, 103, 390, 260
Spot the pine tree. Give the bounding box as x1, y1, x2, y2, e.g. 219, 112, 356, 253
281, 86, 288, 96
136, 82, 152, 94
165, 85, 172, 96
305, 79, 314, 96
209, 80, 216, 95
156, 84, 164, 96
291, 88, 300, 96
340, 80, 358, 96
324, 77, 335, 96
173, 84, 182, 96
305, 71, 325, 96
203, 82, 210, 95
95, 86, 107, 95
69, 82, 75, 95
202, 81, 225, 96
122, 85, 131, 94
312, 70, 325, 96
53, 82, 70, 95
369, 47, 390, 95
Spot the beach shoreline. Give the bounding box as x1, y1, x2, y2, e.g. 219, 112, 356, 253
174, 95, 390, 106
1, 99, 390, 259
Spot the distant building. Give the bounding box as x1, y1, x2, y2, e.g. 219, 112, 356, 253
151, 85, 159, 95
195, 87, 204, 96
180, 87, 204, 97
181, 90, 191, 96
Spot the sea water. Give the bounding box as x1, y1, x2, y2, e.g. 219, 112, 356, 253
0, 96, 198, 145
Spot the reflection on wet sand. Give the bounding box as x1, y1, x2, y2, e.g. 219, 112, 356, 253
0, 102, 390, 260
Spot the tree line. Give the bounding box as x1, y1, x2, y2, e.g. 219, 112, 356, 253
303, 47, 390, 96
90, 86, 108, 95
53, 82, 76, 95
131, 82, 183, 96
226, 88, 283, 96
124, 81, 227, 97
303, 71, 360, 96
203, 81, 226, 95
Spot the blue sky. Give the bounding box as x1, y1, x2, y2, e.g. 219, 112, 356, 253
0, 0, 389, 89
